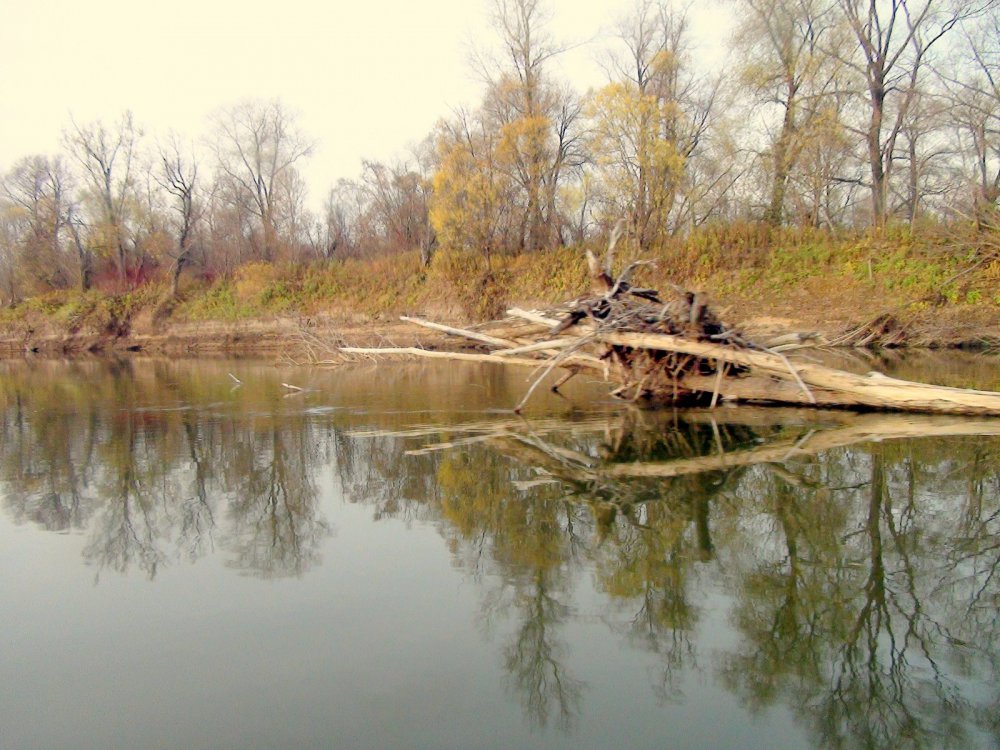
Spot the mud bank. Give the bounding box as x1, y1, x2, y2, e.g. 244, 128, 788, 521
1, 305, 997, 360
0, 315, 452, 359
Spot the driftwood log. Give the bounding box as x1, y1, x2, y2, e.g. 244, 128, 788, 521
335, 248, 1000, 417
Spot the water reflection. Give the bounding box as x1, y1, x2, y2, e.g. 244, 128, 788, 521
0, 359, 331, 579
1, 358, 999, 748
361, 407, 1000, 747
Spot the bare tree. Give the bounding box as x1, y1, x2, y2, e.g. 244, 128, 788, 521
942, 8, 1000, 230
834, 0, 972, 226
544, 86, 588, 247
731, 0, 844, 225
0, 202, 21, 304
356, 157, 436, 262
210, 99, 314, 263
1, 155, 74, 289
64, 111, 139, 286
156, 136, 200, 298
591, 0, 722, 246
65, 202, 94, 291
484, 0, 567, 251
276, 166, 311, 253
312, 180, 361, 260
893, 88, 952, 222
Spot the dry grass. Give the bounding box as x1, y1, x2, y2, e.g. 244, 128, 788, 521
2, 224, 998, 348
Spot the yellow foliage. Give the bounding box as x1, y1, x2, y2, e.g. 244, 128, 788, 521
232, 261, 286, 302
430, 129, 507, 256
497, 115, 551, 172
587, 82, 687, 242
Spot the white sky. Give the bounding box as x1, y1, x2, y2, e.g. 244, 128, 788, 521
0, 0, 731, 210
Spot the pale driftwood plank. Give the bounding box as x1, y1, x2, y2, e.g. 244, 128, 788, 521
399, 316, 518, 348
505, 308, 564, 327
602, 332, 1000, 416
337, 346, 605, 372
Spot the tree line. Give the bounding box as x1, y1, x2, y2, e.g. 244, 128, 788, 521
1, 0, 997, 305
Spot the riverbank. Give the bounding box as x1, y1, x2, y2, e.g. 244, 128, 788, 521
3, 292, 995, 360
0, 314, 453, 359
2, 226, 998, 358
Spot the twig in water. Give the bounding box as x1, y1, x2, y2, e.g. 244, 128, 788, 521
710, 362, 729, 408
514, 334, 596, 413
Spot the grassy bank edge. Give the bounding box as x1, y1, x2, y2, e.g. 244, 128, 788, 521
2, 226, 999, 352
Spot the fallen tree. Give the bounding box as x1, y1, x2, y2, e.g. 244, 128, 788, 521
333, 245, 1000, 416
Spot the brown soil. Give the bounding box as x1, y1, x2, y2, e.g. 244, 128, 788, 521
0, 313, 453, 360
722, 284, 1000, 348
1, 293, 997, 360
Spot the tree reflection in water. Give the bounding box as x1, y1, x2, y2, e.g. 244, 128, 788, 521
358, 407, 1000, 746
1, 359, 999, 747
709, 431, 1000, 750
0, 359, 331, 580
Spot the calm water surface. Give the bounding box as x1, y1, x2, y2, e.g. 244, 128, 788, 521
1, 355, 998, 749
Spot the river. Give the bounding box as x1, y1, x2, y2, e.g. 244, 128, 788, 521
1, 355, 998, 749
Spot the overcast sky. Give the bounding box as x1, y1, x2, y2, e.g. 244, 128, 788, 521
0, 0, 731, 209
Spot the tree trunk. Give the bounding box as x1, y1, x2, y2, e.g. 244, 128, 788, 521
766, 93, 798, 226
68, 220, 92, 292
906, 132, 920, 224
867, 85, 887, 228
171, 258, 185, 299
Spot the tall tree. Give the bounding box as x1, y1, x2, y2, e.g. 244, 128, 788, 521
942, 8, 1000, 230
156, 136, 200, 298
471, 0, 585, 252
731, 0, 844, 225
313, 180, 361, 260
358, 157, 435, 262
210, 99, 313, 262
490, 0, 560, 251
835, 0, 970, 226
0, 155, 73, 289
64, 112, 139, 286
590, 0, 720, 247
0, 198, 23, 304
431, 108, 514, 265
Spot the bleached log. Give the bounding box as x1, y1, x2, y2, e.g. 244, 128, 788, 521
399, 316, 518, 348
601, 331, 1000, 416
337, 346, 604, 372
505, 308, 564, 327
492, 338, 576, 356
682, 374, 845, 406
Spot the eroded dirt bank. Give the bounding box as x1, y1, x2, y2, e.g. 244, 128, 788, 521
2, 300, 997, 360
0, 315, 453, 359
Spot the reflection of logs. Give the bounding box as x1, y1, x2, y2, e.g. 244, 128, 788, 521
355, 411, 1000, 486
601, 414, 1000, 478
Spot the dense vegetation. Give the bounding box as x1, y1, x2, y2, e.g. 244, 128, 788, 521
1, 0, 998, 329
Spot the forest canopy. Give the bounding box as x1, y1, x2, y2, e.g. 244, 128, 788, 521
1, 0, 997, 305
